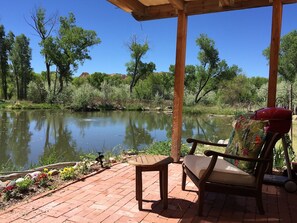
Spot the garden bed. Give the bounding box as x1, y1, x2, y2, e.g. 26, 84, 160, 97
0, 161, 105, 211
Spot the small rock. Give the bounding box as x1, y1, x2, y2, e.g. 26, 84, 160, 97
16, 178, 25, 183
0, 180, 6, 191
217, 139, 225, 144
109, 157, 117, 163
27, 171, 42, 180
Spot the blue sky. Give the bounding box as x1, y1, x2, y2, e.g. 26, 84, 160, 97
1, 0, 297, 77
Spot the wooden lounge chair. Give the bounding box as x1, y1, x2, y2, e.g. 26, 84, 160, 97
182, 107, 292, 216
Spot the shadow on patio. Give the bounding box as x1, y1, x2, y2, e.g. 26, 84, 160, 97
0, 162, 296, 223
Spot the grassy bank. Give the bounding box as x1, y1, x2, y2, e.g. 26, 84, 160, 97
0, 101, 62, 110
183, 105, 245, 115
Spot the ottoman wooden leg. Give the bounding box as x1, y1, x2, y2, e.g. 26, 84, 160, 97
159, 170, 163, 200
160, 165, 168, 209
136, 167, 142, 210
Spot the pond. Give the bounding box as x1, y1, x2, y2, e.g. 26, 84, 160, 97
0, 110, 234, 170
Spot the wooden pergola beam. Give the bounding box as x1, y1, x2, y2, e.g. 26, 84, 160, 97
219, 0, 235, 8
108, 0, 146, 15
168, 0, 184, 10
119, 0, 297, 21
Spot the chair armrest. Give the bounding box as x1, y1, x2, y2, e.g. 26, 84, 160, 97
186, 138, 228, 155
187, 138, 228, 147
204, 150, 270, 163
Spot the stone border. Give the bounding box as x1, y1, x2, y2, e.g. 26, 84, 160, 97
0, 164, 116, 213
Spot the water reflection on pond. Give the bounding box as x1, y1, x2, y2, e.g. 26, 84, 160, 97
0, 110, 233, 170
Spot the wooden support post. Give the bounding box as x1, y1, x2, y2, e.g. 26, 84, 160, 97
171, 11, 188, 162
267, 0, 283, 107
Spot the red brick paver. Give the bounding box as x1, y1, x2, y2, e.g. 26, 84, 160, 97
0, 163, 296, 223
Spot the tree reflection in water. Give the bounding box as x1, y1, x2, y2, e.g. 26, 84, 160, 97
0, 110, 233, 171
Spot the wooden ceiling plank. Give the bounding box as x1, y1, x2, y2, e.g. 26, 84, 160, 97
108, 0, 146, 15
168, 0, 185, 10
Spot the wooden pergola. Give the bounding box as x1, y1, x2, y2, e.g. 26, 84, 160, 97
108, 0, 297, 162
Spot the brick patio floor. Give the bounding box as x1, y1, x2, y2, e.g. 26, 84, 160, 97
0, 162, 297, 223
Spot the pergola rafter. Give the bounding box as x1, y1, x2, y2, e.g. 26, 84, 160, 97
107, 0, 297, 162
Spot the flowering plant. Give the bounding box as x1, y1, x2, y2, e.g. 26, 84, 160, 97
60, 167, 77, 180
2, 185, 16, 201
35, 172, 49, 187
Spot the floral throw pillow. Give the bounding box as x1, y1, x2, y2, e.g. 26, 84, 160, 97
224, 116, 268, 174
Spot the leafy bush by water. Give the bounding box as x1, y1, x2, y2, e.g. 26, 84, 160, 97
27, 82, 47, 103
71, 83, 100, 111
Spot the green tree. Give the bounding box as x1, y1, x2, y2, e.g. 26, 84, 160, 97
217, 75, 255, 108
263, 30, 297, 109
88, 72, 107, 89
194, 34, 239, 103
126, 36, 155, 93
249, 76, 268, 89
9, 34, 32, 100
169, 64, 196, 92
105, 74, 126, 86
153, 72, 174, 100
0, 25, 14, 100
0, 25, 8, 99
28, 7, 57, 89
42, 13, 101, 94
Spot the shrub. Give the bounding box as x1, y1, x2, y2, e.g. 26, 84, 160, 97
45, 84, 74, 105
71, 83, 100, 111
55, 85, 74, 106
16, 178, 33, 193
27, 81, 47, 103
183, 90, 196, 106
112, 84, 130, 104
99, 80, 113, 105
134, 80, 153, 100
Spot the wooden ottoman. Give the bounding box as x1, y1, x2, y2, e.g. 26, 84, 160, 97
128, 155, 173, 210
